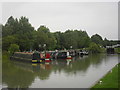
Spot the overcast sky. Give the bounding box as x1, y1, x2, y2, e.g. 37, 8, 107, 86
2, 2, 118, 40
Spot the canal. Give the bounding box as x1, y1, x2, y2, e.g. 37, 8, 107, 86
2, 54, 118, 88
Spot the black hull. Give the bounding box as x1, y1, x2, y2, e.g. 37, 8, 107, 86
10, 56, 45, 63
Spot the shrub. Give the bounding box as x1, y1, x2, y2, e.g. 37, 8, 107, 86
89, 42, 102, 53
8, 44, 20, 55
115, 47, 120, 54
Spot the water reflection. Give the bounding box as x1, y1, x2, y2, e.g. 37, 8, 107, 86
0, 51, 2, 89
2, 54, 118, 88
2, 58, 35, 88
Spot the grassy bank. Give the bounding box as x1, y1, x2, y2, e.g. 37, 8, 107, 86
91, 63, 119, 89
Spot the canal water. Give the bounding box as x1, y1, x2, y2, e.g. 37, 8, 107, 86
2, 54, 118, 88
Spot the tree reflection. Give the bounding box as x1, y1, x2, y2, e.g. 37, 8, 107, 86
32, 63, 52, 80
2, 55, 35, 88
2, 54, 107, 88
52, 54, 105, 76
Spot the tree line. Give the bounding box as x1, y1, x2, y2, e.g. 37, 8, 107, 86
1, 16, 119, 53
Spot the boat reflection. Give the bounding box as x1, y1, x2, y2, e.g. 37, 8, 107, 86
3, 54, 110, 88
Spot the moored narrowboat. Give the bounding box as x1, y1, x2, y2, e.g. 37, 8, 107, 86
51, 51, 72, 59
10, 51, 52, 63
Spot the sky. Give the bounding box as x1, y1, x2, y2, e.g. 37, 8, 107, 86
1, 2, 118, 40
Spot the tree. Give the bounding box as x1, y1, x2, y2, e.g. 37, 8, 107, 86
91, 34, 103, 46
2, 16, 35, 51
77, 30, 91, 48
8, 44, 20, 55
54, 31, 65, 50
2, 16, 15, 37
89, 42, 101, 53
62, 30, 90, 49
2, 35, 17, 51
33, 30, 48, 51
33, 26, 56, 51
103, 38, 109, 47
37, 25, 50, 33
3, 16, 118, 52
47, 33, 57, 50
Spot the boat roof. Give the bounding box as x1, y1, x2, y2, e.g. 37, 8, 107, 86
15, 52, 33, 54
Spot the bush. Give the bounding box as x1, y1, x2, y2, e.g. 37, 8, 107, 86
89, 42, 102, 53
115, 47, 120, 54
8, 44, 20, 55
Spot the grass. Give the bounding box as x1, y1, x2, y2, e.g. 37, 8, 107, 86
91, 63, 119, 89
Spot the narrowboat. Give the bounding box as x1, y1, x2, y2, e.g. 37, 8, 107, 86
51, 51, 72, 59
10, 51, 51, 63
79, 50, 89, 56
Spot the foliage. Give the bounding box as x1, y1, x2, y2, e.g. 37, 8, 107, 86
8, 44, 20, 55
91, 34, 103, 46
103, 38, 109, 47
33, 26, 56, 50
2, 16, 118, 52
115, 47, 120, 54
58, 30, 91, 49
103, 38, 118, 47
89, 42, 102, 53
37, 25, 50, 33
2, 35, 17, 51
53, 32, 65, 50
2, 16, 35, 51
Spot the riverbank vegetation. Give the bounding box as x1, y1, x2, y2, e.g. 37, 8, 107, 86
1, 16, 119, 53
91, 63, 119, 89
8, 44, 20, 56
